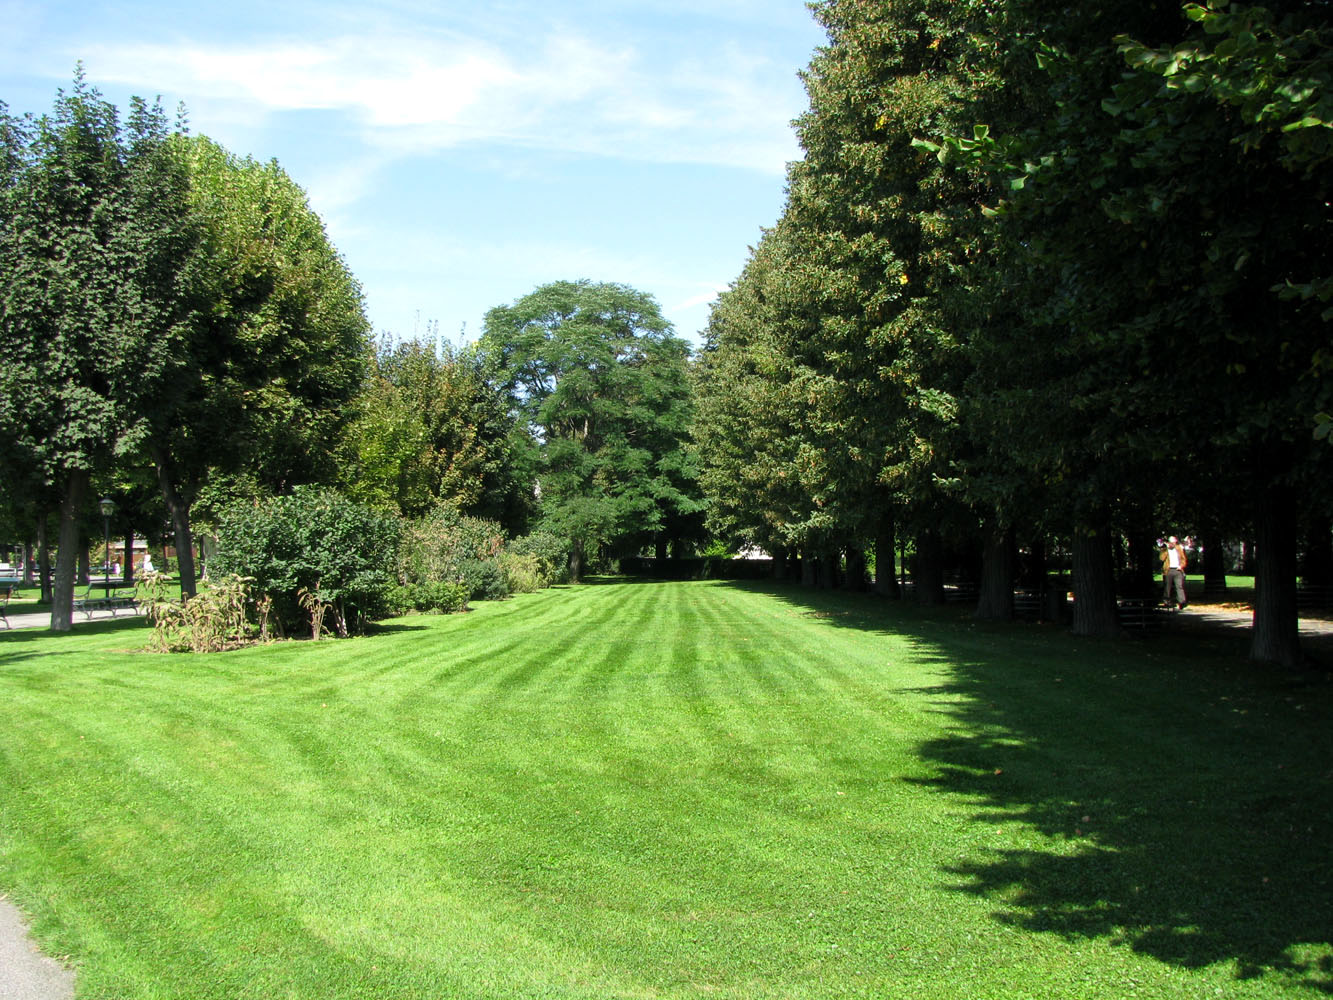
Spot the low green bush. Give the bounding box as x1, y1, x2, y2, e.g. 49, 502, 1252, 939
506, 530, 571, 586
499, 552, 544, 594
212, 487, 401, 638
459, 558, 510, 601
387, 581, 470, 615
397, 508, 571, 604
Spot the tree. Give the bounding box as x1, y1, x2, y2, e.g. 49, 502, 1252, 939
0, 70, 196, 630
789, 0, 1021, 601
338, 336, 530, 527
694, 223, 816, 572
1104, 1, 1333, 664
146, 135, 371, 598
482, 281, 702, 581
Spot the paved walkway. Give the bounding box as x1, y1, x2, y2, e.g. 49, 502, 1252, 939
1174, 603, 1333, 639
3, 606, 143, 631
0, 898, 73, 1000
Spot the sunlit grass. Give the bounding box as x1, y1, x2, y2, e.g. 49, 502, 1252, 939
0, 579, 1328, 998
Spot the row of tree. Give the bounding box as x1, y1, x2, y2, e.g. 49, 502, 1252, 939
0, 69, 370, 629
0, 71, 704, 628
693, 0, 1331, 667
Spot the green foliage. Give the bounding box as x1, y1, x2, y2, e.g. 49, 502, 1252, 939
397, 507, 571, 602
0, 70, 196, 486
398, 504, 506, 599
169, 135, 371, 498
496, 552, 544, 594
211, 487, 400, 637
339, 337, 528, 526
385, 580, 470, 615
504, 529, 571, 586
482, 280, 704, 580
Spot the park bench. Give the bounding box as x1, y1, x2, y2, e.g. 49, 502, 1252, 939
1296, 585, 1332, 613
943, 581, 980, 604
1013, 589, 1042, 620
73, 581, 140, 619
1117, 596, 1166, 633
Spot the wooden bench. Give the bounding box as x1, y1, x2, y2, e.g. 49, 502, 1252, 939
74, 582, 140, 619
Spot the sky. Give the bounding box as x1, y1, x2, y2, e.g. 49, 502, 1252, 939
1, 0, 827, 348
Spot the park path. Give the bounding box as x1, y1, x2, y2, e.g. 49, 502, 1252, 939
1175, 603, 1333, 639
3, 606, 141, 631
0, 898, 73, 1000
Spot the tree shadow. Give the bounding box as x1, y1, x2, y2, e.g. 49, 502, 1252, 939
718, 579, 1333, 992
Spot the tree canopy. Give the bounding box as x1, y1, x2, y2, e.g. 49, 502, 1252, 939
694, 0, 1332, 664
482, 280, 703, 580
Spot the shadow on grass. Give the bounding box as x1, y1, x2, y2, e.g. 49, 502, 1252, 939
363, 620, 431, 635
0, 615, 149, 642
718, 579, 1333, 992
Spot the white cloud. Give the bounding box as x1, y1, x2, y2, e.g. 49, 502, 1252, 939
671, 285, 729, 312
85, 25, 804, 174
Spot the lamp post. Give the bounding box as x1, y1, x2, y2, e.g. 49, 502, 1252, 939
98, 497, 115, 596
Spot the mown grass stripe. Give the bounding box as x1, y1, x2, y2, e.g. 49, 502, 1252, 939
0, 580, 1329, 998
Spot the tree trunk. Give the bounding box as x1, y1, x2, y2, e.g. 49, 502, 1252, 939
1200, 533, 1227, 595
1250, 483, 1302, 667
23, 541, 35, 587
37, 518, 52, 604
1300, 515, 1332, 587
154, 447, 198, 599
800, 550, 816, 588
976, 523, 1015, 621
78, 543, 91, 586
122, 530, 135, 584
915, 529, 945, 605
1241, 539, 1256, 575
771, 545, 789, 582
50, 471, 89, 632
844, 547, 868, 592
874, 509, 899, 598
569, 538, 584, 584
1071, 525, 1123, 638
655, 536, 668, 561
817, 550, 838, 590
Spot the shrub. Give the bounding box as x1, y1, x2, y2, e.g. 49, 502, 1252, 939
397, 509, 571, 604
499, 552, 544, 594
212, 487, 401, 637
400, 506, 500, 580
140, 573, 255, 653
399, 505, 513, 602
386, 581, 470, 615
506, 530, 571, 587
459, 557, 510, 601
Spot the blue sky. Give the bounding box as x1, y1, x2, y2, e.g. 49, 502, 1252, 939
1, 0, 826, 347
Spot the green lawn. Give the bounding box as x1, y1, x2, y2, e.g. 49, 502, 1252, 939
0, 579, 1328, 998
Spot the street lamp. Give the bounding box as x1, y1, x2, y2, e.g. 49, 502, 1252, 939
98, 497, 115, 595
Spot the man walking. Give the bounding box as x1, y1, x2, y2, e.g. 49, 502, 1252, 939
1161, 536, 1188, 610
